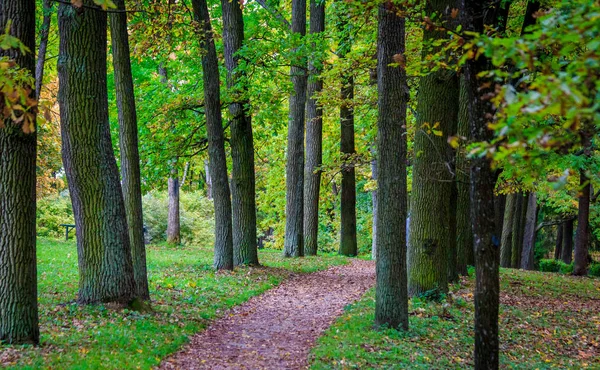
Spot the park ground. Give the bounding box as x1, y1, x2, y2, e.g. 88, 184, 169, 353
0, 239, 598, 369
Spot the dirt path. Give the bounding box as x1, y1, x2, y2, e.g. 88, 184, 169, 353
159, 259, 375, 370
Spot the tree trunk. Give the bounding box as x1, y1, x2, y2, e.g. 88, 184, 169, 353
494, 193, 506, 246
167, 168, 181, 245
302, 0, 325, 256
463, 0, 501, 367
554, 223, 563, 260
500, 193, 516, 268
58, 0, 136, 304
448, 178, 459, 283
520, 193, 537, 270
110, 0, 150, 300
374, 2, 408, 330
510, 193, 525, 268
35, 0, 52, 100
455, 76, 473, 275
0, 0, 39, 345
284, 0, 307, 258
221, 0, 259, 266
561, 218, 574, 264
407, 0, 459, 296
204, 159, 213, 200
371, 155, 378, 260
574, 170, 591, 275
192, 0, 234, 270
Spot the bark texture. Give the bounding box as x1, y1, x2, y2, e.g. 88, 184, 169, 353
561, 218, 574, 264
463, 0, 501, 367
110, 0, 150, 300
371, 155, 378, 260
510, 193, 525, 268
554, 223, 563, 260
58, 1, 136, 304
520, 193, 537, 270
283, 0, 307, 258
35, 0, 52, 100
499, 193, 516, 268
374, 3, 408, 330
303, 0, 325, 256
573, 170, 591, 275
0, 0, 39, 344
455, 76, 473, 274
408, 0, 459, 296
221, 0, 259, 266
167, 171, 181, 245
192, 0, 234, 270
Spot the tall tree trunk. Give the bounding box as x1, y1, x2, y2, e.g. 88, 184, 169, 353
371, 154, 378, 260
303, 0, 325, 256
221, 0, 259, 266
463, 0, 501, 367
448, 179, 459, 283
0, 0, 39, 344
167, 168, 181, 245
407, 0, 459, 296
35, 0, 52, 100
58, 0, 136, 304
283, 0, 307, 258
561, 218, 574, 264
554, 223, 563, 260
500, 193, 516, 267
520, 193, 537, 270
204, 159, 213, 200
574, 169, 591, 275
455, 76, 473, 275
338, 17, 357, 256
192, 0, 234, 270
510, 193, 525, 268
374, 2, 408, 330
110, 0, 150, 300
494, 193, 506, 246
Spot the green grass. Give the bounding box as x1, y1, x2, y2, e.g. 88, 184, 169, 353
1, 238, 348, 369
310, 269, 600, 369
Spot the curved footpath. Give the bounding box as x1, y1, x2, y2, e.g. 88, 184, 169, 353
159, 259, 375, 369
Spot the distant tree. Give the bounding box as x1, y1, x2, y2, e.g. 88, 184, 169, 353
0, 0, 39, 344
58, 0, 137, 304
574, 165, 592, 275
303, 0, 325, 256
284, 0, 307, 258
561, 218, 574, 264
374, 0, 408, 330
521, 193, 538, 270
554, 223, 563, 260
167, 166, 181, 245
500, 193, 516, 268
221, 0, 259, 266
191, 0, 234, 270
511, 193, 526, 268
110, 0, 150, 300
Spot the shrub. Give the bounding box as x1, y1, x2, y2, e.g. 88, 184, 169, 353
539, 259, 565, 273
37, 195, 75, 238
589, 263, 600, 277
559, 262, 574, 275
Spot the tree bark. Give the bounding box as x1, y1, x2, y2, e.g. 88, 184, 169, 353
58, 0, 136, 304
374, 2, 408, 330
561, 218, 574, 264
35, 0, 52, 100
455, 76, 473, 275
510, 193, 525, 268
494, 193, 506, 247
221, 0, 259, 266
110, 0, 150, 300
371, 155, 378, 260
574, 169, 591, 275
500, 193, 516, 268
192, 0, 234, 270
284, 0, 307, 258
303, 0, 325, 256
0, 0, 39, 345
407, 0, 459, 296
463, 0, 501, 367
204, 159, 213, 200
554, 223, 563, 260
520, 193, 537, 270
167, 168, 181, 245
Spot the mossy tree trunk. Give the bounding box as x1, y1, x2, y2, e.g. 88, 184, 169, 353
374, 2, 408, 330
0, 0, 39, 344
283, 0, 307, 258
110, 0, 150, 300
303, 0, 325, 256
192, 0, 234, 270
221, 0, 259, 266
407, 0, 459, 296
58, 1, 136, 304
500, 193, 516, 267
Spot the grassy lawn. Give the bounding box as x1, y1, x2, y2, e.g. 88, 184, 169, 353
310, 268, 600, 369
0, 238, 348, 369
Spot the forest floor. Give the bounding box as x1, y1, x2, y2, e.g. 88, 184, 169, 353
0, 238, 349, 369
310, 268, 600, 369
159, 259, 375, 369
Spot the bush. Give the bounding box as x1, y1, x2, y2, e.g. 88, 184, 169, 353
589, 263, 600, 277
37, 195, 75, 238
539, 259, 571, 273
